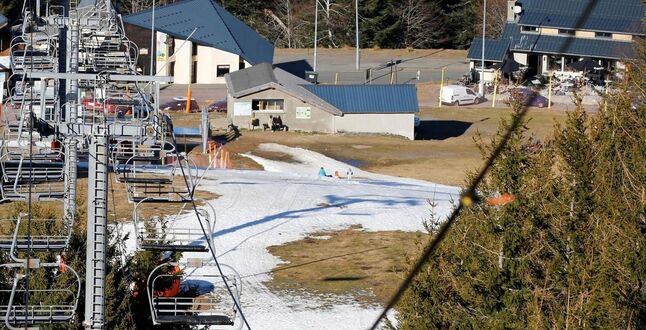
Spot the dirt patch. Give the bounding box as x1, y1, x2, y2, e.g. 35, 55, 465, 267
248, 150, 301, 164
267, 226, 426, 305
222, 107, 564, 186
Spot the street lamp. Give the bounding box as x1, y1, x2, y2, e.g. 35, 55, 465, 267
355, 0, 359, 70
479, 0, 486, 96
313, 0, 319, 72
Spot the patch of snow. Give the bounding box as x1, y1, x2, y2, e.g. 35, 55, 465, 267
122, 144, 460, 329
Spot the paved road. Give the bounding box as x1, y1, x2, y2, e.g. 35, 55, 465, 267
274, 49, 470, 85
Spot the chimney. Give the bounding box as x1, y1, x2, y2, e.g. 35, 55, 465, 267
507, 1, 517, 21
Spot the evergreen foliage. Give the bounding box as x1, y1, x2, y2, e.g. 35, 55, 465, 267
396, 53, 645, 328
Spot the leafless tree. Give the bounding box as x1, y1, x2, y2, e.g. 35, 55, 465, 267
474, 0, 507, 38
264, 0, 311, 48
316, 0, 351, 47
397, 0, 447, 49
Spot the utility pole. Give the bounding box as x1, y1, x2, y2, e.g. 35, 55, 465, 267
479, 0, 487, 96
150, 0, 156, 76
313, 0, 319, 72
355, 0, 359, 71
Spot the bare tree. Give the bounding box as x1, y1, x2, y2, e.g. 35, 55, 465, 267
264, 0, 311, 48
397, 0, 447, 49
473, 0, 507, 38
316, 0, 351, 47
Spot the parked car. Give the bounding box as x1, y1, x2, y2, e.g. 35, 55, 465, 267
81, 97, 141, 113
207, 98, 227, 112
160, 97, 200, 112
509, 88, 550, 108
440, 85, 483, 106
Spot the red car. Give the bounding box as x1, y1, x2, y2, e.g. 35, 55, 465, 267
160, 97, 200, 112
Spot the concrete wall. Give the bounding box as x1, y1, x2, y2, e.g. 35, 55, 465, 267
196, 47, 249, 84
227, 89, 337, 133
513, 53, 528, 66
171, 39, 192, 84
154, 33, 251, 84
613, 33, 633, 41
334, 113, 415, 140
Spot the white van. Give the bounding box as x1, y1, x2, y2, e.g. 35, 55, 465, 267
440, 85, 482, 106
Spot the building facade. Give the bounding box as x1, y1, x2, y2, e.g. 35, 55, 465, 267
226, 64, 419, 140
123, 0, 273, 84
467, 0, 644, 81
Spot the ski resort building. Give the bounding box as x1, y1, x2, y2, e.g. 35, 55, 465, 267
123, 0, 273, 84
467, 0, 644, 82
226, 63, 419, 140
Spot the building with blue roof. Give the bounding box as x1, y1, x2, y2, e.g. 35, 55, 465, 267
123, 0, 273, 84
226, 64, 419, 140
467, 0, 644, 83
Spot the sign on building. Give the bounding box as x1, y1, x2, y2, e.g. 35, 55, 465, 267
295, 106, 311, 119
234, 102, 252, 116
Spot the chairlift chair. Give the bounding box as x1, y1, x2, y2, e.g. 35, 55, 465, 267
116, 153, 195, 203
147, 260, 243, 328
0, 147, 66, 202
0, 213, 71, 253
133, 199, 216, 252
0, 263, 81, 328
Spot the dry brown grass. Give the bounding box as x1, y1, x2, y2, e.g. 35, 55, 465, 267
267, 225, 425, 305
223, 107, 565, 186
0, 175, 218, 222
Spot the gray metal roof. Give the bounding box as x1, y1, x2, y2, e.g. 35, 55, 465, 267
505, 23, 636, 59
302, 85, 419, 114
225, 63, 342, 116
518, 0, 644, 35
468, 22, 637, 61
123, 0, 273, 65
467, 38, 510, 62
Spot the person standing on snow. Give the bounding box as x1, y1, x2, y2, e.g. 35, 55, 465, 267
346, 168, 353, 181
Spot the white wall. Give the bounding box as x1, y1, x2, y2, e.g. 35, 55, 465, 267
172, 38, 192, 84
155, 33, 251, 84
334, 113, 415, 140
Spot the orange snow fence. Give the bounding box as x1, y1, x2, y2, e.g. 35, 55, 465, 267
485, 194, 516, 206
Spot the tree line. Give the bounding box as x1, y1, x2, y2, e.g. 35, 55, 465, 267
117, 0, 499, 49
396, 45, 646, 328
1, 0, 509, 49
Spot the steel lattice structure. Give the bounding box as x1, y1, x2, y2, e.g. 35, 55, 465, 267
0, 1, 244, 329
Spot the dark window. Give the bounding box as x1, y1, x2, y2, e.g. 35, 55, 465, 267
239, 58, 245, 70
252, 99, 284, 111
191, 42, 198, 56
216, 65, 230, 77
558, 29, 575, 35
595, 32, 612, 38
191, 61, 197, 84
521, 26, 538, 32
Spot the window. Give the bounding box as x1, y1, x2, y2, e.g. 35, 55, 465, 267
216, 65, 230, 77
558, 29, 575, 35
239, 58, 246, 70
595, 32, 612, 38
191, 42, 198, 56
521, 26, 538, 32
191, 61, 197, 84
252, 99, 284, 111
466, 89, 476, 95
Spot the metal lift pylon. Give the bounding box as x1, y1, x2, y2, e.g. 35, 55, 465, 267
83, 133, 108, 329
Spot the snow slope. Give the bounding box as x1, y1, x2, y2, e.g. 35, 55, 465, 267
125, 144, 460, 329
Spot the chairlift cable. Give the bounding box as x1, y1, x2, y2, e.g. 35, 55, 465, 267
168, 131, 253, 330
24, 0, 36, 325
